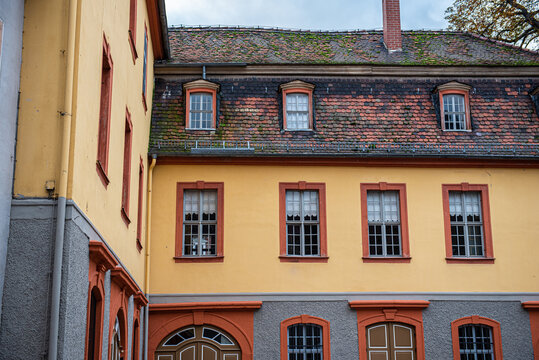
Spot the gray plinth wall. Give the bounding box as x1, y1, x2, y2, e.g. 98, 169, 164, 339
0, 0, 24, 326
0, 200, 142, 360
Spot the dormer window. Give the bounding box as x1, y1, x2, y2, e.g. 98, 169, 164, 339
436, 81, 472, 131
280, 80, 315, 131
184, 79, 219, 130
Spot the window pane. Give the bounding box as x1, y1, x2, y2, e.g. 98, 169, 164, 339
443, 94, 466, 131
286, 93, 309, 130
367, 190, 401, 257
285, 189, 320, 256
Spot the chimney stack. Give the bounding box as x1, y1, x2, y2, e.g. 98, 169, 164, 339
382, 0, 402, 52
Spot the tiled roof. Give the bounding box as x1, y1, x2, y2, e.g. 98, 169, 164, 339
150, 76, 539, 158
164, 27, 539, 66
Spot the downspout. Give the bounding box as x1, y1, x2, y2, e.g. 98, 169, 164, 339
48, 0, 78, 358
143, 154, 157, 360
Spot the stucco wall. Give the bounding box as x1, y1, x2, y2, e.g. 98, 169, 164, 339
0, 200, 140, 359
423, 300, 533, 359
150, 164, 539, 294
250, 299, 534, 359
253, 301, 359, 360
0, 0, 24, 326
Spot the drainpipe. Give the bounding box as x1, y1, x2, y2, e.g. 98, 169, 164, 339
143, 154, 157, 360
48, 0, 78, 358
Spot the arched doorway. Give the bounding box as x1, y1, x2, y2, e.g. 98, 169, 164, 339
155, 325, 241, 360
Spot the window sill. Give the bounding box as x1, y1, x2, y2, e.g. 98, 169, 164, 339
136, 238, 143, 252
362, 256, 411, 263
128, 31, 138, 64
185, 128, 216, 131
284, 129, 314, 132
441, 129, 472, 133
279, 255, 329, 263
445, 257, 495, 264
121, 207, 131, 226
174, 256, 224, 263
96, 161, 110, 188
142, 92, 147, 112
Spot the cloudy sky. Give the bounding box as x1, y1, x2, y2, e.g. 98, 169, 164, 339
164, 0, 454, 31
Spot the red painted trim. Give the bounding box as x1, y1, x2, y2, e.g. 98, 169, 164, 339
108, 287, 128, 360
128, 0, 137, 63
442, 183, 494, 263
155, 156, 539, 169
149, 301, 263, 312
349, 300, 430, 309
439, 89, 471, 131
350, 300, 429, 360
97, 34, 113, 187
279, 182, 327, 262
132, 318, 140, 360
523, 302, 539, 360
85, 241, 118, 360
282, 88, 313, 130
451, 316, 503, 360
148, 305, 257, 359
280, 315, 331, 360
175, 181, 224, 261
134, 291, 149, 307
174, 255, 224, 263
185, 88, 218, 129
88, 240, 119, 270
121, 108, 133, 226
278, 255, 329, 263
136, 157, 144, 250
360, 183, 411, 262
110, 266, 141, 296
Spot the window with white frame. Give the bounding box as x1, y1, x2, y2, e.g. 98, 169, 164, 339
189, 92, 214, 129
287, 324, 323, 360
286, 190, 319, 256
285, 93, 309, 130
449, 191, 484, 257
366, 191, 401, 257
443, 94, 467, 130
458, 324, 494, 360
183, 190, 217, 256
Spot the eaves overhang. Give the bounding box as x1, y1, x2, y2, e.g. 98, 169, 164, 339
153, 63, 539, 77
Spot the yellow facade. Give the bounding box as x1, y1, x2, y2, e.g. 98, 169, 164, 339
149, 164, 539, 294
15, 0, 156, 284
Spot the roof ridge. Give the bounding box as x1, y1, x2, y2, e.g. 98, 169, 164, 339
463, 32, 539, 55
168, 25, 384, 34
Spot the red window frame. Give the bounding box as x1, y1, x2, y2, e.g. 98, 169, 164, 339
185, 88, 218, 129
128, 0, 138, 63
121, 109, 133, 226
349, 300, 430, 360
439, 88, 471, 131
451, 316, 503, 360
278, 182, 328, 263
442, 183, 494, 264
96, 34, 113, 187
136, 157, 144, 251
175, 181, 224, 263
360, 182, 411, 263
282, 88, 314, 130
141, 24, 148, 112
280, 315, 331, 360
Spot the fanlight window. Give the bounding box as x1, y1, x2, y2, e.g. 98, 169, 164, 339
155, 325, 241, 360
163, 328, 195, 346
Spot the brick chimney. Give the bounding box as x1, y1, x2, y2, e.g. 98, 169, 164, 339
382, 0, 402, 52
